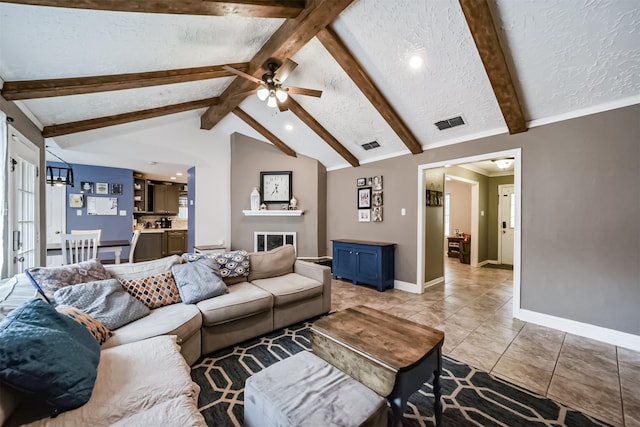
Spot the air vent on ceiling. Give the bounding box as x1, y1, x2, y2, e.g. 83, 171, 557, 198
435, 115, 465, 131
361, 141, 380, 151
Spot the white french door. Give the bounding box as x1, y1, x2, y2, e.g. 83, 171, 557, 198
498, 184, 515, 265
7, 126, 40, 276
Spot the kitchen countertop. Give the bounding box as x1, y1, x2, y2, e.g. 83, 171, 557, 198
139, 228, 188, 233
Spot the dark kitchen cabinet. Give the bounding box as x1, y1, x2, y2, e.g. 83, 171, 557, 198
164, 230, 187, 256
134, 232, 163, 262
152, 183, 179, 214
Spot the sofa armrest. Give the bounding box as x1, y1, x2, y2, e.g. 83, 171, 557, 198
294, 260, 331, 314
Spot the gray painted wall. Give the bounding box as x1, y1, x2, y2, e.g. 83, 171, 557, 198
424, 168, 444, 282
230, 133, 326, 257
1, 97, 46, 276
327, 104, 640, 335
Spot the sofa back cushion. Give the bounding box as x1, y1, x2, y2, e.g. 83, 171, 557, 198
105, 255, 181, 281
248, 245, 296, 281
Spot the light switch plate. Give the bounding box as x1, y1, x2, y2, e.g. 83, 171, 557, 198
76, 210, 82, 216
119, 210, 126, 216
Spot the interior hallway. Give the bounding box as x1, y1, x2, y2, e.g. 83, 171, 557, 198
330, 257, 640, 426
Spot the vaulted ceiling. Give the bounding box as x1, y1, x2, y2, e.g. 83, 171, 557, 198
0, 0, 638, 177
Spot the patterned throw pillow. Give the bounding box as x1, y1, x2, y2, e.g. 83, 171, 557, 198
212, 250, 250, 278
118, 271, 182, 309
56, 305, 113, 345
25, 259, 110, 303
53, 279, 150, 330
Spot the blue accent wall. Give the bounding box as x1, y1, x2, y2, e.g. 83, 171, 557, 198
48, 162, 134, 260
187, 166, 195, 252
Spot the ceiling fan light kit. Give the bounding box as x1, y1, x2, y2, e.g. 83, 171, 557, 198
224, 59, 322, 109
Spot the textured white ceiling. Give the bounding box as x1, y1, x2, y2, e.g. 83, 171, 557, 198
1, 0, 639, 172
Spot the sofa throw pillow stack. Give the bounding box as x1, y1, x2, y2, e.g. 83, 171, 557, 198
171, 258, 228, 304
118, 271, 182, 309
54, 279, 150, 329
25, 259, 110, 303
0, 299, 100, 421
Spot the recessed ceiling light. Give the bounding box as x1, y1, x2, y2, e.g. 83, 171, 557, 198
170, 176, 177, 180
409, 55, 423, 69
285, 124, 293, 131
176, 172, 183, 176
148, 161, 157, 165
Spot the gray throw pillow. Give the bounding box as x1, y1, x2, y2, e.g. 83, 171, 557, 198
171, 258, 228, 304
54, 279, 150, 330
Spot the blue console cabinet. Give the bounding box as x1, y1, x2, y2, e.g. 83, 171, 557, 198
332, 239, 395, 292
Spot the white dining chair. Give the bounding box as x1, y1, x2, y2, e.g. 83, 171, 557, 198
128, 230, 141, 263
71, 229, 102, 244
60, 233, 100, 265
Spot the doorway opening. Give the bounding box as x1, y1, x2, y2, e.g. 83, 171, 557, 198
417, 148, 521, 318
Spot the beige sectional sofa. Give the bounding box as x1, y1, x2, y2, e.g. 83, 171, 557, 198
0, 245, 331, 426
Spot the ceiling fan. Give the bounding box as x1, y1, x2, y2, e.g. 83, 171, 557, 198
223, 59, 322, 110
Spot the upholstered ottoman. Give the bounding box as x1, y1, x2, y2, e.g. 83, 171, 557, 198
244, 351, 388, 427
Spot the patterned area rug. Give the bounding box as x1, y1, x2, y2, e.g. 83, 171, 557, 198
191, 322, 610, 427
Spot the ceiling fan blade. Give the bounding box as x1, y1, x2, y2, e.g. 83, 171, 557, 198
223, 65, 263, 85
231, 89, 258, 99
277, 99, 289, 112
286, 86, 323, 98
274, 59, 298, 83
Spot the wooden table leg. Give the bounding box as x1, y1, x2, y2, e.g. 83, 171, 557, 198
434, 347, 443, 426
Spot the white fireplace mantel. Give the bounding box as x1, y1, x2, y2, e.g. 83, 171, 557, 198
242, 210, 304, 217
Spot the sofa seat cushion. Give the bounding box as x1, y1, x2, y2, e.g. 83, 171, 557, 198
101, 302, 201, 349
251, 273, 323, 307
197, 282, 273, 326
22, 336, 204, 426
110, 395, 206, 427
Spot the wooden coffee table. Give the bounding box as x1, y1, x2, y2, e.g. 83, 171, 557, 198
310, 305, 444, 426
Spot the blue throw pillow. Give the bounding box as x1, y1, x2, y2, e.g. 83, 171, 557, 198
171, 258, 228, 304
0, 298, 100, 418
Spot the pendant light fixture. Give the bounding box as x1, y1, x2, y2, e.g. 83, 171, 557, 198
45, 147, 75, 186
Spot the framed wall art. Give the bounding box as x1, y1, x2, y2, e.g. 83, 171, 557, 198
358, 209, 371, 222
80, 181, 94, 193
95, 182, 109, 194
357, 177, 366, 187
357, 187, 372, 209
111, 183, 123, 195
69, 194, 84, 208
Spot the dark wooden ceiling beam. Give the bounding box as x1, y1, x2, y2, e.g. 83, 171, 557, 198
459, 0, 527, 134
3, 1, 306, 18
1, 63, 250, 100
317, 26, 423, 155
286, 97, 359, 167
42, 98, 218, 138
200, 0, 355, 130
233, 107, 297, 157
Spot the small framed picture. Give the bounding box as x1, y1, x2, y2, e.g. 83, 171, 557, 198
111, 183, 123, 195
372, 207, 383, 222
358, 209, 371, 222
81, 181, 94, 194
372, 191, 383, 207
356, 177, 366, 187
95, 182, 109, 195
358, 187, 372, 209
366, 177, 373, 186
373, 175, 383, 191
69, 194, 84, 208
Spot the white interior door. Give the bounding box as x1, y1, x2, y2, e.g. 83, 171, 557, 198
498, 184, 514, 265
7, 126, 40, 276
46, 184, 65, 266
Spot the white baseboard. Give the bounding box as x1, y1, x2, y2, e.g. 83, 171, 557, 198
518, 309, 640, 352
422, 276, 444, 292
394, 280, 421, 294
477, 260, 496, 267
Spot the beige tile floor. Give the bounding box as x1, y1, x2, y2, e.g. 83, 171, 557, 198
330, 257, 640, 426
